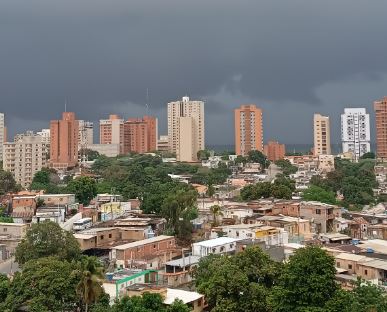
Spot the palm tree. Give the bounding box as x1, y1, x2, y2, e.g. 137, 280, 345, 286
75, 256, 104, 312
210, 205, 223, 226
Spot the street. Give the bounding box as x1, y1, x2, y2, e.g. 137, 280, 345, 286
0, 257, 19, 275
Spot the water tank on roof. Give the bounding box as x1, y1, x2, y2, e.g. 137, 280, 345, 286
366, 248, 374, 253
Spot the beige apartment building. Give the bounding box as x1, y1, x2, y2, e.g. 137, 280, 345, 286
0, 113, 4, 162
234, 105, 263, 156
167, 96, 205, 162
100, 114, 125, 154
313, 114, 331, 156
78, 120, 94, 150
157, 135, 169, 152
3, 131, 49, 188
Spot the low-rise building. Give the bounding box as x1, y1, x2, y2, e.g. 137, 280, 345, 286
192, 237, 240, 257
0, 223, 28, 255
160, 255, 201, 287
110, 235, 177, 269
210, 224, 289, 246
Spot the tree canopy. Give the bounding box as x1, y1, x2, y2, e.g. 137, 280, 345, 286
0, 169, 21, 195
240, 175, 295, 200
309, 158, 377, 209
67, 176, 97, 205
15, 221, 81, 266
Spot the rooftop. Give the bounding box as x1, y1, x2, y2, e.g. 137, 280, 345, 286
335, 253, 369, 262
164, 288, 203, 305
112, 235, 174, 250
193, 237, 240, 248
165, 256, 201, 268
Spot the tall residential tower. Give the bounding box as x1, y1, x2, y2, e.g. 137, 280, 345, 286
313, 114, 331, 156
374, 97, 387, 159
234, 105, 263, 156
341, 108, 370, 160
167, 96, 205, 162
50, 112, 79, 169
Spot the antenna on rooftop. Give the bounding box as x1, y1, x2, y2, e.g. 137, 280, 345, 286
65, 98, 67, 112
145, 88, 150, 115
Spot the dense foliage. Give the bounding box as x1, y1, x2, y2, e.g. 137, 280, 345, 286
0, 169, 21, 194
30, 167, 62, 193
91, 293, 190, 312
194, 245, 387, 312
67, 176, 97, 205
15, 221, 81, 266
194, 246, 281, 312
240, 175, 296, 200
310, 158, 377, 208
274, 159, 298, 176
302, 185, 338, 205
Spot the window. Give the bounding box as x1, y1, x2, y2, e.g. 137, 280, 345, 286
364, 269, 368, 276
3, 228, 7, 232
153, 244, 156, 249
348, 264, 352, 270
336, 262, 340, 268
316, 209, 321, 215
109, 234, 112, 238
100, 235, 104, 240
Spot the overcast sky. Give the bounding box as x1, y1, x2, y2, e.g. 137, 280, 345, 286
1, 0, 387, 146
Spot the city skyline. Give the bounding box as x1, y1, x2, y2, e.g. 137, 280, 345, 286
2, 1, 387, 145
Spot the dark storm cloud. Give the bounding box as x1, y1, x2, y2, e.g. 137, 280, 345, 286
1, 0, 387, 144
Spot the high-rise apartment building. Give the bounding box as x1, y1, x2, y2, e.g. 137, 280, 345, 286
313, 114, 331, 156
264, 140, 286, 161
0, 113, 4, 162
124, 116, 158, 154
78, 120, 94, 150
3, 131, 49, 187
99, 115, 125, 154
234, 105, 263, 156
37, 129, 51, 144
157, 135, 169, 152
341, 108, 370, 161
167, 96, 205, 162
374, 97, 387, 159
50, 112, 79, 169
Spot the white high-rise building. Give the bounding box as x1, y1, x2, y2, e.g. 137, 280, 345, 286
167, 96, 205, 162
37, 129, 51, 144
78, 120, 94, 150
3, 131, 50, 188
341, 108, 370, 160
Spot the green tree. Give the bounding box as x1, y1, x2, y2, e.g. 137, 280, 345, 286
360, 152, 375, 160
15, 221, 81, 266
209, 204, 223, 226
161, 189, 198, 239
270, 246, 338, 312
0, 169, 21, 195
79, 148, 100, 161
0, 273, 10, 303
67, 176, 97, 205
30, 167, 60, 193
234, 155, 248, 165
247, 150, 270, 170
74, 256, 105, 312
194, 246, 279, 312
4, 257, 79, 311
167, 299, 191, 312
197, 149, 211, 161
302, 185, 337, 205
275, 159, 298, 176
